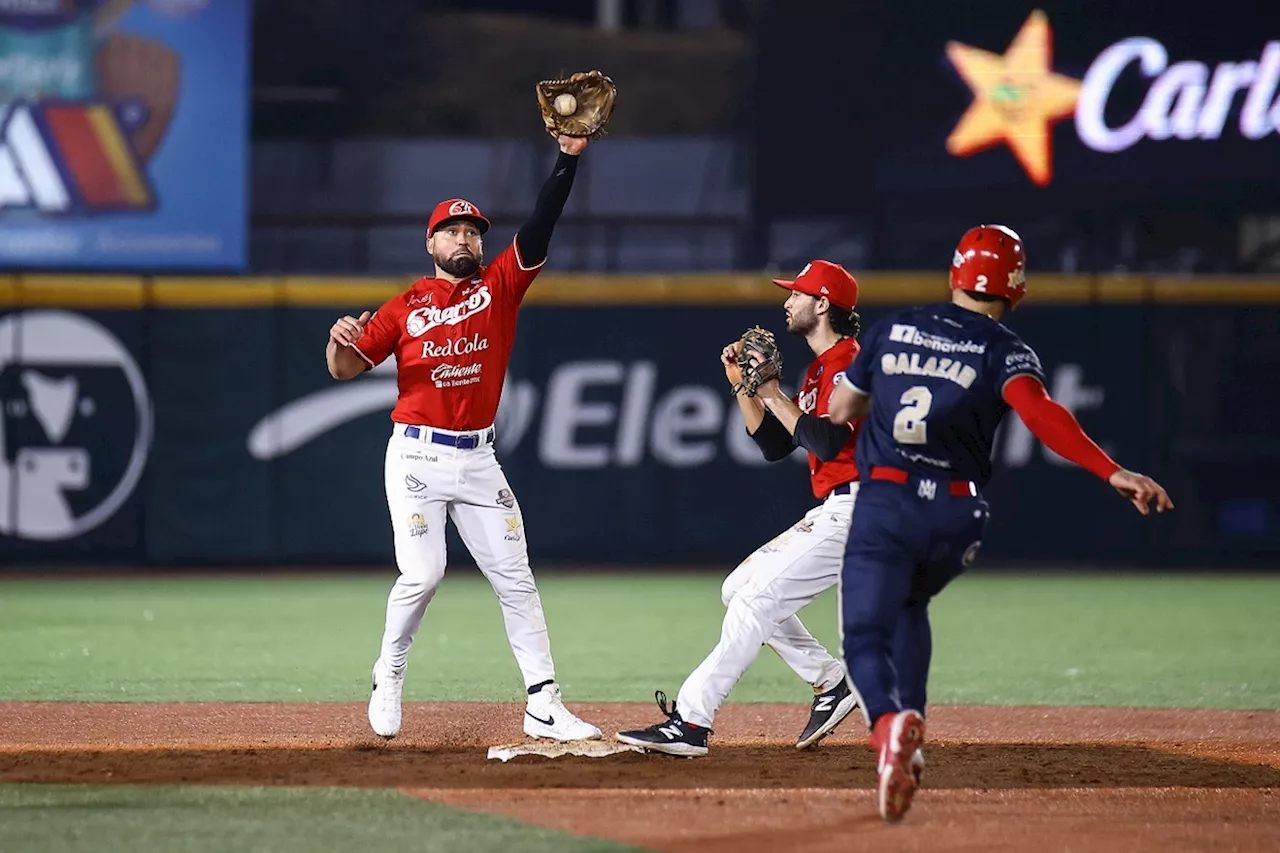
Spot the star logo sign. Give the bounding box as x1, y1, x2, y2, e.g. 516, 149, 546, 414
944, 10, 1082, 186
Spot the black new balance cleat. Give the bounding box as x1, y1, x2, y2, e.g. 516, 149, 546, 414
796, 677, 859, 749
616, 690, 710, 757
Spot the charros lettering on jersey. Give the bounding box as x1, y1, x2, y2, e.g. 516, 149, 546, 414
405, 287, 493, 337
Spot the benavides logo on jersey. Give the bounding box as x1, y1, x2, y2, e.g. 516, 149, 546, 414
944, 10, 1280, 185
0, 101, 155, 213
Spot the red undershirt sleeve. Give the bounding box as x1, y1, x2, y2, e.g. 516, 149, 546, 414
1002, 375, 1121, 482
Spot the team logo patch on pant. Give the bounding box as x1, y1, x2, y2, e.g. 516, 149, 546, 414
504, 515, 523, 541
496, 488, 515, 509
407, 513, 429, 537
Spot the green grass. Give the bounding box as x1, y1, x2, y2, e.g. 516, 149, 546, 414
0, 785, 636, 853
0, 571, 1277, 708
1, 571, 1277, 853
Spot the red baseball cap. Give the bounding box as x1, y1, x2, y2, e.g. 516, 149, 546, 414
427, 198, 491, 236
773, 260, 859, 310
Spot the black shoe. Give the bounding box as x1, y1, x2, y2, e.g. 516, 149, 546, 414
616, 690, 710, 757
796, 677, 859, 749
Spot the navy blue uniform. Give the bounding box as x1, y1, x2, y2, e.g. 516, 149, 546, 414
838, 302, 1045, 724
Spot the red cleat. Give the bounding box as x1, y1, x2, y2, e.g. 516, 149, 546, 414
870, 710, 926, 823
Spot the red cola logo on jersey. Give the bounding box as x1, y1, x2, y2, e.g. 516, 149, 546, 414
406, 286, 493, 337
420, 334, 490, 360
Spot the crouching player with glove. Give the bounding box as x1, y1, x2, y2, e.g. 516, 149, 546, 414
617, 261, 895, 762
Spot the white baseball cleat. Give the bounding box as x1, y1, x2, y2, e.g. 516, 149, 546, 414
368, 658, 405, 739
523, 683, 603, 742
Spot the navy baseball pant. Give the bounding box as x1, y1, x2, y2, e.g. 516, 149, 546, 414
839, 470, 990, 726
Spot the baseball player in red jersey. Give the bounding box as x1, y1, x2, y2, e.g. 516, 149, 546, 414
618, 260, 868, 756
325, 134, 601, 742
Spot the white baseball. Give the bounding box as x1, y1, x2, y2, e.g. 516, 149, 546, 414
554, 93, 576, 115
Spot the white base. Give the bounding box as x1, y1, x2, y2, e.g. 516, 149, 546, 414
487, 740, 644, 762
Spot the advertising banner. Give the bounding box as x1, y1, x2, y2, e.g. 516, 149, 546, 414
0, 0, 249, 270
3, 288, 1275, 569
753, 0, 1280, 218
0, 307, 148, 562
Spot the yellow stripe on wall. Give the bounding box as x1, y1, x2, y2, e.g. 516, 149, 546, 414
152, 278, 282, 307
2, 274, 1280, 308
3, 276, 147, 307
86, 106, 150, 207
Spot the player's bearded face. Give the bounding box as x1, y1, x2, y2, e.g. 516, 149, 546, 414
784, 293, 819, 335
429, 221, 484, 278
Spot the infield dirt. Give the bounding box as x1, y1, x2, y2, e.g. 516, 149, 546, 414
3, 702, 1277, 852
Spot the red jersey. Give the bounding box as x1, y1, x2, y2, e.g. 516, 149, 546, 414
795, 336, 862, 498
352, 238, 542, 430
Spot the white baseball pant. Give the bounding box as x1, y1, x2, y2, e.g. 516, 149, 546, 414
675, 487, 857, 728
376, 424, 556, 689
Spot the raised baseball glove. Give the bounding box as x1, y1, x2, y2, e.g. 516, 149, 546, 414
536, 70, 617, 139
732, 326, 783, 397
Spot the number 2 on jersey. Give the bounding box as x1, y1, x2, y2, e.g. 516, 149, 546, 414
893, 386, 932, 444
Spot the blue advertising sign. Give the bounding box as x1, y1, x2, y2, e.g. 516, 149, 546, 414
2, 292, 1276, 569
0, 0, 248, 270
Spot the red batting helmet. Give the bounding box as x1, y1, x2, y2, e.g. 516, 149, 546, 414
949, 224, 1027, 309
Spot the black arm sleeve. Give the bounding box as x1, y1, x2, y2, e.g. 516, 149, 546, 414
793, 414, 853, 462
749, 411, 795, 462
514, 151, 579, 266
